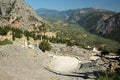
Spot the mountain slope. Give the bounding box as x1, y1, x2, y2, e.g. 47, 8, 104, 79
93, 13, 120, 42
36, 8, 68, 20
36, 8, 120, 43
93, 13, 120, 34
0, 0, 43, 29
47, 20, 120, 52
66, 8, 115, 30
36, 8, 59, 14
36, 8, 115, 30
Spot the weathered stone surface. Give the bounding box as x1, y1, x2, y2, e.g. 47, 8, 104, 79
51, 43, 100, 63
97, 59, 105, 65
0, 44, 96, 80
88, 74, 97, 79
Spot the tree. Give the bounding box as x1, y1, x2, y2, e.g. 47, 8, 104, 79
117, 49, 120, 55
39, 40, 51, 52
101, 50, 109, 57
12, 28, 23, 38
0, 26, 11, 35
117, 49, 120, 59
24, 30, 30, 41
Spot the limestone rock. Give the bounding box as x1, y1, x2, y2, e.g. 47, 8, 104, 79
0, 0, 43, 29
97, 59, 105, 65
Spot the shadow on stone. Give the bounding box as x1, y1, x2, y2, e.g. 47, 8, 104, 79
44, 67, 104, 79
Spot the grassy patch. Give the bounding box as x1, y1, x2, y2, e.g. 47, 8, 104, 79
0, 39, 13, 45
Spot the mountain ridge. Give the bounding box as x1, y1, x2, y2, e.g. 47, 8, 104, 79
93, 12, 120, 43
36, 8, 120, 43
36, 8, 59, 14
36, 8, 117, 29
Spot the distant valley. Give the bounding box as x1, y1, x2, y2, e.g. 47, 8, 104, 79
36, 8, 120, 43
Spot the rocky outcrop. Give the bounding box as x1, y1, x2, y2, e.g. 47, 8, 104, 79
92, 13, 120, 42
93, 13, 120, 34
0, 0, 43, 29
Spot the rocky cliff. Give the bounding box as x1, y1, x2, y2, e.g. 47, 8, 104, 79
92, 13, 120, 42
93, 13, 120, 34
0, 0, 43, 29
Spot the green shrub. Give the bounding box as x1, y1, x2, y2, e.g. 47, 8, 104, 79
42, 35, 49, 40
49, 37, 68, 44
101, 50, 109, 57
12, 28, 23, 38
0, 26, 11, 35
0, 39, 13, 45
24, 30, 31, 41
39, 40, 51, 52
67, 40, 76, 46
49, 37, 57, 43
116, 49, 120, 57
29, 32, 36, 40
97, 72, 120, 80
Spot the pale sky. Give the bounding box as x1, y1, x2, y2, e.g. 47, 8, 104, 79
24, 0, 120, 12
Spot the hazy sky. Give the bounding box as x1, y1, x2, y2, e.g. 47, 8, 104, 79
24, 0, 120, 12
